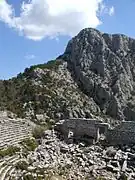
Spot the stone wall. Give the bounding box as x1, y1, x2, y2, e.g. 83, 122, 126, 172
55, 119, 135, 145
55, 118, 108, 143
106, 121, 135, 144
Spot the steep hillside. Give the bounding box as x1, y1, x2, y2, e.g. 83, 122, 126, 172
0, 59, 100, 123
1, 28, 135, 123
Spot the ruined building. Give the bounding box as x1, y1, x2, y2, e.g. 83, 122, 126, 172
55, 119, 135, 145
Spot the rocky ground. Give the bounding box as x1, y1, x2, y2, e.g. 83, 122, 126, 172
10, 129, 135, 180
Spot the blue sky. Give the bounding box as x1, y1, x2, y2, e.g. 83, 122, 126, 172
0, 0, 135, 79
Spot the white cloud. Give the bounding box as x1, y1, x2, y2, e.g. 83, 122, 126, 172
98, 4, 114, 16
0, 0, 14, 26
0, 0, 114, 41
25, 54, 36, 60
109, 6, 114, 16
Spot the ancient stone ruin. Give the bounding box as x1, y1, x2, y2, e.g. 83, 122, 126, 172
55, 118, 135, 145
0, 111, 32, 148
55, 118, 109, 144
0, 120, 32, 148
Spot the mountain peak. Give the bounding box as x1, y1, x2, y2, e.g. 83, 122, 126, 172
61, 28, 135, 121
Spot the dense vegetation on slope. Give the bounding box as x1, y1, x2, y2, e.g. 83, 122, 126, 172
0, 60, 59, 114
0, 60, 62, 117
0, 59, 99, 123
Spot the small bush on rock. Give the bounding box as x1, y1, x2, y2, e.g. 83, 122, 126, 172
32, 126, 46, 139
21, 138, 38, 151
96, 177, 106, 180
23, 174, 35, 180
16, 160, 29, 171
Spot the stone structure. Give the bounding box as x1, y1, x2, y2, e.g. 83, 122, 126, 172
0, 120, 32, 148
0, 111, 33, 148
0, 112, 33, 148
55, 118, 109, 143
55, 119, 135, 145
107, 121, 135, 145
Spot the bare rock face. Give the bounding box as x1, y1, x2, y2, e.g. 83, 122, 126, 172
62, 28, 135, 121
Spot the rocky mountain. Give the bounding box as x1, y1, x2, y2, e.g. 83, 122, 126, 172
1, 28, 135, 123
62, 28, 135, 121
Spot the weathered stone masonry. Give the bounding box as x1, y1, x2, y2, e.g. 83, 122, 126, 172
55, 119, 135, 145
107, 121, 135, 144
55, 118, 109, 143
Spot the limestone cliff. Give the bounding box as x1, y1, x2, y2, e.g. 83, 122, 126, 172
62, 28, 135, 121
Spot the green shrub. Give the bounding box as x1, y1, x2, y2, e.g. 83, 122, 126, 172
119, 174, 128, 180
21, 148, 29, 158
15, 160, 29, 171
96, 177, 107, 180
32, 126, 47, 139
23, 174, 35, 180
37, 177, 43, 180
21, 138, 38, 151
0, 146, 20, 157
25, 60, 62, 74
